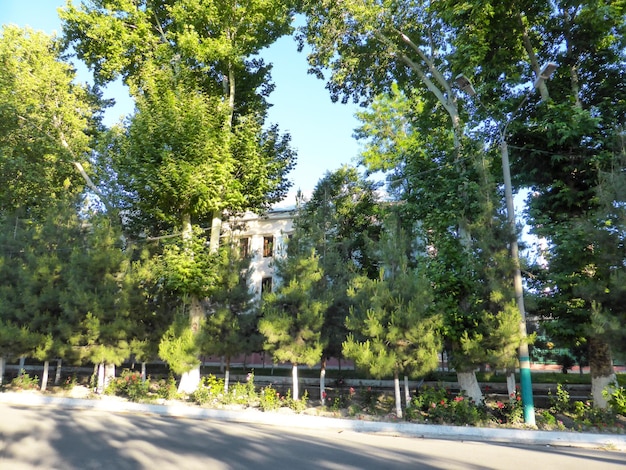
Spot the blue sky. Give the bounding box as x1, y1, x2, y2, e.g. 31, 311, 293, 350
0, 1, 363, 204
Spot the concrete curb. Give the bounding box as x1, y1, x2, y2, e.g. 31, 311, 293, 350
1, 392, 625, 451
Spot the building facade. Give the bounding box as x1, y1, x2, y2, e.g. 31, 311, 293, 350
223, 209, 295, 301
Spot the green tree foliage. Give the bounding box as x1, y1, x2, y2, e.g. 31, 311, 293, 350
61, 0, 297, 391
259, 251, 327, 400
354, 85, 516, 402
60, 215, 134, 373
158, 311, 203, 376
344, 215, 442, 417
489, 2, 626, 405
0, 25, 103, 218
199, 240, 259, 390
61, 0, 296, 224
289, 167, 382, 360
0, 214, 41, 367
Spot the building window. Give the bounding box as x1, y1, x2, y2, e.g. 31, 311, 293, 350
263, 236, 274, 257
261, 276, 273, 294
239, 237, 250, 258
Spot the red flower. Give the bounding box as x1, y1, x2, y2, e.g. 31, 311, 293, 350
454, 396, 464, 402
440, 400, 445, 405
496, 401, 505, 409
349, 387, 355, 395
322, 391, 327, 399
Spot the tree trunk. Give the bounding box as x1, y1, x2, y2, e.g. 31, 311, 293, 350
403, 375, 410, 408
457, 371, 483, 404
589, 336, 617, 409
105, 363, 115, 390
54, 359, 62, 385
224, 357, 231, 393
320, 357, 327, 406
40, 360, 49, 392
292, 363, 299, 401
141, 362, 146, 383
0, 356, 5, 385
178, 295, 204, 394
506, 368, 516, 399
393, 370, 403, 419
18, 356, 25, 375
96, 362, 105, 394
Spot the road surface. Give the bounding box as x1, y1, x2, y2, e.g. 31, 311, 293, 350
0, 404, 624, 469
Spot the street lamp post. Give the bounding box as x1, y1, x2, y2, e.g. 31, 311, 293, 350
455, 64, 556, 426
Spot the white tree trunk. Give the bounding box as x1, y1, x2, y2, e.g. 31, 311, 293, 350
178, 367, 201, 395
0, 356, 5, 385
54, 359, 62, 385
18, 357, 25, 375
105, 363, 115, 391
320, 360, 326, 406
40, 360, 49, 392
394, 372, 403, 419
403, 375, 410, 408
457, 371, 483, 404
506, 370, 516, 399
224, 368, 230, 394
179, 295, 204, 394
141, 362, 147, 383
97, 363, 105, 394
592, 374, 617, 409
292, 364, 299, 401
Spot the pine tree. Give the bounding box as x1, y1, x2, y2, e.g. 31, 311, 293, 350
259, 251, 327, 401
344, 214, 442, 418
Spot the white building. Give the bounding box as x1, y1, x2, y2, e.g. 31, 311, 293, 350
223, 209, 295, 300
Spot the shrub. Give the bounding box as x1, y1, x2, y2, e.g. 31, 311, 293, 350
285, 390, 308, 413
155, 375, 179, 400
223, 375, 257, 406
604, 386, 626, 416
259, 385, 282, 412
407, 386, 487, 426
192, 374, 225, 406
538, 410, 556, 427
492, 393, 524, 425
548, 384, 572, 414
10, 371, 39, 390
105, 370, 150, 402
61, 375, 77, 390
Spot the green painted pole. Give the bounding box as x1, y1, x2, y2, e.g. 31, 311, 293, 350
501, 139, 535, 426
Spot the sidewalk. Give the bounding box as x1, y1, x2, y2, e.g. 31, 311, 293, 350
1, 391, 625, 452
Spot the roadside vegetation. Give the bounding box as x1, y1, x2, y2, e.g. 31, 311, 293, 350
4, 368, 625, 434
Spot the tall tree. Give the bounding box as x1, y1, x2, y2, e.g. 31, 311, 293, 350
0, 25, 104, 386
288, 166, 382, 403
471, 1, 626, 408
299, 1, 511, 402
61, 0, 296, 392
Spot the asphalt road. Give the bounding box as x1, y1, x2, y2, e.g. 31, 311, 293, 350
1, 404, 625, 470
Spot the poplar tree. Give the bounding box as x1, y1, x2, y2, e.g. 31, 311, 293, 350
61, 0, 296, 392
